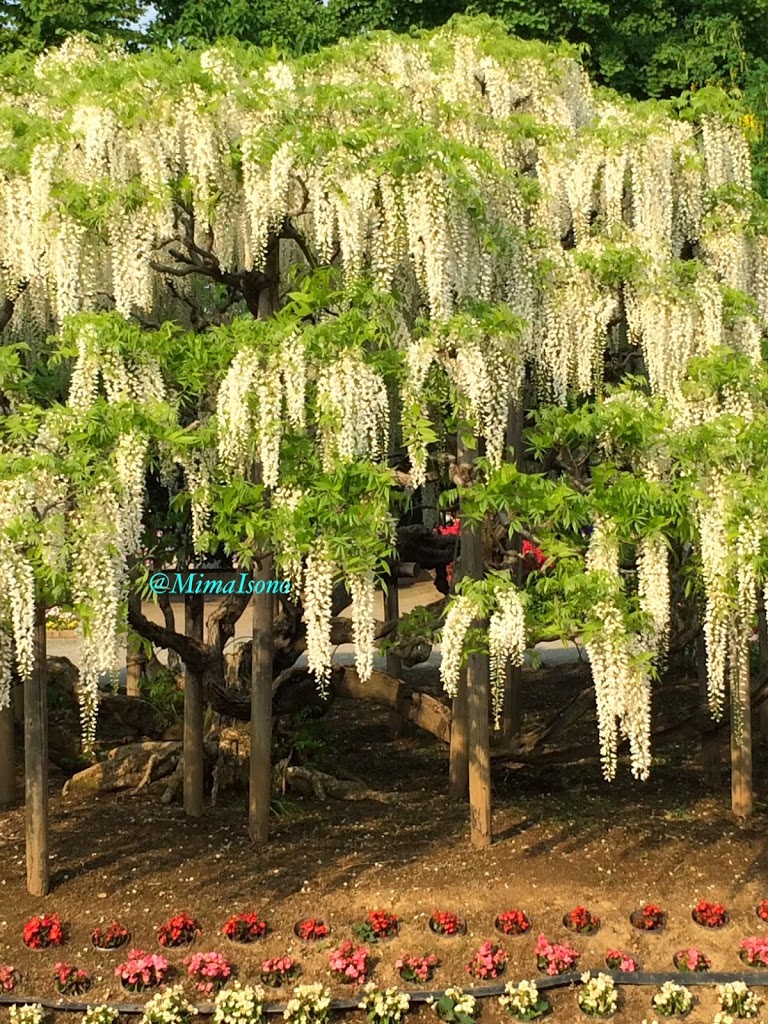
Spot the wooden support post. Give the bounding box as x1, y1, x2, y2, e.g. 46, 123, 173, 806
249, 552, 274, 844
183, 591, 204, 818
126, 588, 143, 697
248, 238, 279, 846
500, 396, 524, 745
0, 698, 14, 807
730, 654, 753, 819
757, 603, 768, 740
448, 674, 469, 799
385, 566, 404, 738
458, 433, 492, 846
25, 599, 49, 896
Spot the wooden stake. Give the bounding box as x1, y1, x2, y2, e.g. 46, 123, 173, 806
25, 599, 49, 896
0, 697, 14, 807
730, 654, 753, 819
448, 674, 469, 799
126, 588, 143, 697
249, 551, 274, 844
183, 591, 204, 818
500, 396, 524, 746
385, 565, 404, 739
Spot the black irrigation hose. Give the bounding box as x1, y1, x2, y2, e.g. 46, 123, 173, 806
3, 972, 768, 1014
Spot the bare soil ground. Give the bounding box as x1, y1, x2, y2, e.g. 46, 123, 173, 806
2, 665, 768, 1024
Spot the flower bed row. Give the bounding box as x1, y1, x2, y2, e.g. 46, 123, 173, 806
4, 977, 765, 1024
5, 932, 768, 997
21, 901, 768, 953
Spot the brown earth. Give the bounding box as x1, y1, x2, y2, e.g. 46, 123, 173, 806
1, 666, 768, 1024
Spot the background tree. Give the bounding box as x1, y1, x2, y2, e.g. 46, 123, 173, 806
0, 0, 146, 54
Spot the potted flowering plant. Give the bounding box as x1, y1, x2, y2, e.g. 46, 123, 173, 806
115, 949, 169, 992
739, 936, 768, 968
495, 910, 531, 936
692, 900, 728, 928
328, 941, 370, 984
53, 964, 91, 996
222, 913, 267, 944
91, 921, 130, 951
184, 951, 233, 994
604, 950, 639, 973
652, 981, 693, 1018
157, 913, 201, 947
563, 907, 600, 935
295, 918, 330, 941
499, 980, 549, 1021
430, 987, 477, 1024
429, 911, 465, 937
261, 956, 301, 987
0, 966, 18, 993
23, 914, 64, 950
10, 1007, 44, 1024
534, 934, 579, 976
718, 981, 761, 1018
757, 900, 768, 923
630, 904, 666, 932
466, 942, 508, 981
673, 947, 711, 972
577, 973, 618, 1018
358, 983, 410, 1024
284, 984, 331, 1024
353, 911, 399, 943
213, 981, 266, 1024
396, 954, 439, 983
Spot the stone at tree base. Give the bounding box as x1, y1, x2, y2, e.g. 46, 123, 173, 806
62, 741, 181, 796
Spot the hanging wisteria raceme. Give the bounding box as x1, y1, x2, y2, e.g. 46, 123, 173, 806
302, 544, 336, 697
696, 479, 731, 720
113, 431, 149, 558
0, 622, 12, 711
488, 586, 526, 728
584, 516, 654, 781
216, 336, 306, 487
177, 449, 216, 555
732, 515, 762, 740
315, 351, 389, 470
71, 480, 125, 754
636, 534, 671, 659
349, 571, 377, 683
0, 21, 763, 399
439, 594, 482, 699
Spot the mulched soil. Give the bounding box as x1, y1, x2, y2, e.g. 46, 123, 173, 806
2, 665, 768, 1023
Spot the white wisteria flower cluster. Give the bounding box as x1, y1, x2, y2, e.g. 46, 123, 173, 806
488, 587, 526, 727
283, 984, 332, 1024
358, 982, 410, 1024
213, 981, 267, 1024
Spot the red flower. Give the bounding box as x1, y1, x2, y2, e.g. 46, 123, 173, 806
296, 918, 329, 940
758, 900, 768, 923
430, 910, 464, 935
605, 949, 638, 973
23, 914, 63, 949
739, 936, 768, 968
633, 904, 666, 930
564, 906, 599, 933
222, 913, 267, 942
91, 921, 128, 949
157, 913, 200, 947
496, 909, 531, 935
692, 900, 727, 928
184, 951, 232, 994
366, 910, 398, 938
